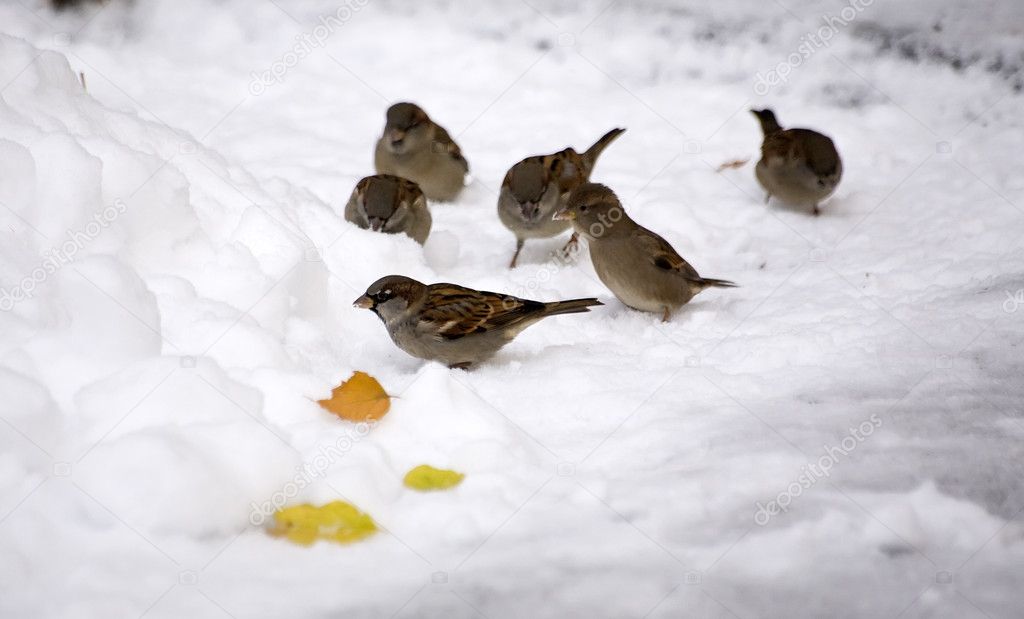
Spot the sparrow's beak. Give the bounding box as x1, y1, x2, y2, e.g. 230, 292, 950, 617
552, 208, 574, 221
388, 129, 405, 144
353, 295, 374, 309
368, 218, 384, 232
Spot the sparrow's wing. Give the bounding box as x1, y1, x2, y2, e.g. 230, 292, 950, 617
762, 129, 839, 175
395, 177, 426, 208
432, 124, 469, 171
419, 285, 544, 340
633, 228, 703, 281
760, 131, 798, 167
411, 191, 428, 214
788, 129, 840, 176
550, 149, 586, 194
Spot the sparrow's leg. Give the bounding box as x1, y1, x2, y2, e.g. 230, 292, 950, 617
448, 361, 472, 370
661, 307, 671, 323
812, 203, 821, 216
763, 193, 771, 205
509, 239, 524, 269
559, 232, 579, 257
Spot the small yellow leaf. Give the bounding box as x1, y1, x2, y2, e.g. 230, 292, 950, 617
268, 501, 378, 546
319, 371, 390, 422
715, 157, 750, 172
403, 465, 465, 491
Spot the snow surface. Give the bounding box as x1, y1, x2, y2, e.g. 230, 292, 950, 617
1, 0, 1023, 617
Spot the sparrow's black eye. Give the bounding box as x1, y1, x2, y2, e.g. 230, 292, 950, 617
579, 205, 589, 213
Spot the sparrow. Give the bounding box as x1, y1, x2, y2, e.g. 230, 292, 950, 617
374, 102, 469, 202
750, 108, 842, 215
344, 174, 432, 244
498, 128, 626, 268
554, 183, 736, 322
353, 275, 602, 369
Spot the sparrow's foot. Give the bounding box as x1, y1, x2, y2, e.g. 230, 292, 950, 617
812, 204, 821, 216
661, 307, 671, 323
557, 232, 580, 260
448, 361, 473, 370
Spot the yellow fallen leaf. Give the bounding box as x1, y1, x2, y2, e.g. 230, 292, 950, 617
268, 501, 378, 546
404, 465, 465, 491
319, 371, 390, 422
715, 157, 750, 172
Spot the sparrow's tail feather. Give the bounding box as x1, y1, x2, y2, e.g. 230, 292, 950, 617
696, 277, 738, 289
582, 128, 626, 170
542, 298, 603, 316
751, 109, 782, 137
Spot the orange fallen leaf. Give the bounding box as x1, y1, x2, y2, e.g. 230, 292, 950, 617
716, 157, 750, 172
319, 371, 390, 422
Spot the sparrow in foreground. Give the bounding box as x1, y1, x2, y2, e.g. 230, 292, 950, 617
750, 108, 842, 215
344, 174, 431, 244
374, 102, 469, 202
354, 275, 602, 368
554, 183, 736, 322
498, 128, 626, 268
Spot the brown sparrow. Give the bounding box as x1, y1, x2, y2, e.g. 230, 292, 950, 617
353, 275, 602, 368
374, 102, 469, 202
498, 128, 626, 268
344, 174, 431, 244
554, 183, 736, 322
750, 108, 842, 215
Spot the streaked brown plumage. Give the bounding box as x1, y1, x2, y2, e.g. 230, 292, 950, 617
554, 183, 736, 322
751, 108, 842, 215
344, 174, 431, 244
374, 102, 468, 202
354, 275, 601, 368
498, 128, 625, 268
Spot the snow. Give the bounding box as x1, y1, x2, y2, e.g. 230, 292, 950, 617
1, 0, 1023, 617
